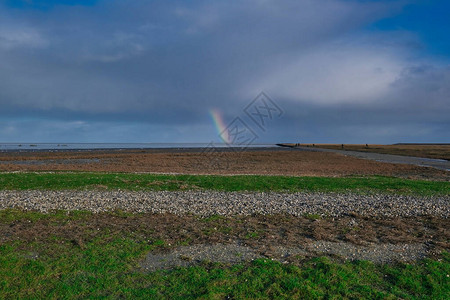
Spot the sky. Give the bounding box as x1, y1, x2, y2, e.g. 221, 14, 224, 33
0, 0, 449, 144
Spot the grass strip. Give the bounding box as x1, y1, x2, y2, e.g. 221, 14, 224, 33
0, 237, 448, 299
0, 172, 449, 195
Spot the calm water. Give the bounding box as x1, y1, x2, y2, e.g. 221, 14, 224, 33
0, 143, 277, 151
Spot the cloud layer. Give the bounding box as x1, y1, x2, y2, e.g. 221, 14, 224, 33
0, 0, 448, 143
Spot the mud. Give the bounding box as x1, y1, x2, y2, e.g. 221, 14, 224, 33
0, 148, 448, 180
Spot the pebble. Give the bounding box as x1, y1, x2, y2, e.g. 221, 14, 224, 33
0, 190, 448, 217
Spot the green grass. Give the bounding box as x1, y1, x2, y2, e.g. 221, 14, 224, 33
0, 172, 448, 195
0, 238, 449, 299
1, 210, 448, 298
0, 208, 93, 223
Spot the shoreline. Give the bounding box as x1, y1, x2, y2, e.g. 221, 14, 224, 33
0, 146, 283, 154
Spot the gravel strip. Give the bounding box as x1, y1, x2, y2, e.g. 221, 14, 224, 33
0, 190, 448, 217
141, 244, 262, 272
307, 241, 427, 264
140, 241, 428, 271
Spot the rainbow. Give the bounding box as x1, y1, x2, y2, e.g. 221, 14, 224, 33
209, 109, 230, 143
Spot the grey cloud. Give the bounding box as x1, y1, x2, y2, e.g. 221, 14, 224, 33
0, 0, 448, 143
0, 0, 398, 113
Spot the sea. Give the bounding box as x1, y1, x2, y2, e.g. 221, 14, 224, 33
0, 143, 277, 151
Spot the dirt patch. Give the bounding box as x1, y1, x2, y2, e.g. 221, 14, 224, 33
1, 212, 448, 261
0, 148, 448, 180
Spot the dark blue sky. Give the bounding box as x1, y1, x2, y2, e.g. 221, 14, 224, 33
0, 0, 449, 143
372, 0, 450, 57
